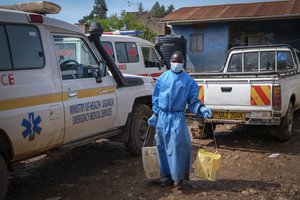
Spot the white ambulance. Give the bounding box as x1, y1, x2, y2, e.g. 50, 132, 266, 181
0, 2, 155, 199
100, 32, 166, 77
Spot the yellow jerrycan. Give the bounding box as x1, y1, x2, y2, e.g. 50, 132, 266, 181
142, 127, 160, 179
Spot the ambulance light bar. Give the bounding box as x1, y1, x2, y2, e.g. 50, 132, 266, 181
103, 30, 143, 36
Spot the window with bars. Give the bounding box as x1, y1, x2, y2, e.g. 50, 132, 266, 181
190, 34, 204, 52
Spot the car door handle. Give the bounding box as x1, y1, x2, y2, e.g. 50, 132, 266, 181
68, 91, 77, 97
221, 87, 232, 92
97, 90, 112, 94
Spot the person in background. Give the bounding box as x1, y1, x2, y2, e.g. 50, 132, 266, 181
148, 51, 212, 187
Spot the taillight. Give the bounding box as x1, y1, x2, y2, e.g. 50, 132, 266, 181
272, 85, 281, 110
198, 86, 204, 103
27, 14, 43, 23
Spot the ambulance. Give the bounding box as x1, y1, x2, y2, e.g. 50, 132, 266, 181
0, 2, 155, 199
100, 31, 166, 77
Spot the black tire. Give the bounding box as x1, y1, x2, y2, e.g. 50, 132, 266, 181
0, 154, 8, 200
126, 104, 155, 155
203, 122, 216, 139
276, 102, 294, 142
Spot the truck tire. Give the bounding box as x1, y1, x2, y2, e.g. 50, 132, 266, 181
126, 104, 155, 155
276, 102, 294, 142
0, 154, 8, 200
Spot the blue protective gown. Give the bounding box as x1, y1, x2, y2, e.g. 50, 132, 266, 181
152, 70, 203, 181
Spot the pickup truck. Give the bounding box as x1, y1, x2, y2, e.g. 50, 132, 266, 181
0, 2, 155, 199
190, 44, 300, 141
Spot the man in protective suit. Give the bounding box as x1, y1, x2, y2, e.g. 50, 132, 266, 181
148, 51, 212, 187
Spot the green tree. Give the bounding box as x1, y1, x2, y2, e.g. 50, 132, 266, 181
97, 13, 123, 31
142, 25, 157, 43
79, 0, 107, 23
90, 0, 108, 19
160, 5, 166, 16
78, 15, 91, 24
138, 2, 143, 13
166, 4, 175, 15
150, 2, 174, 18
150, 2, 165, 18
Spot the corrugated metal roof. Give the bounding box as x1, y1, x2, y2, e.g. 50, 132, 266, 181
161, 0, 300, 24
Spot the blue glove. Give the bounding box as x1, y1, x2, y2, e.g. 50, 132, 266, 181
148, 114, 158, 127
196, 110, 203, 118
200, 106, 212, 119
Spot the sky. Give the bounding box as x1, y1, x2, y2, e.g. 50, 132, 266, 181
0, 0, 280, 24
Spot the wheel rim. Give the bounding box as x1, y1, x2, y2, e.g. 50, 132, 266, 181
138, 116, 149, 144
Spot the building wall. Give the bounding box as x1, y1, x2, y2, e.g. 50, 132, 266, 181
172, 23, 229, 72
229, 19, 300, 50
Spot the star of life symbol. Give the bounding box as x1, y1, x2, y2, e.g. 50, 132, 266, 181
21, 112, 42, 141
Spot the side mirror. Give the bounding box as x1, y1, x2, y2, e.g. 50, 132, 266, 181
95, 61, 106, 83
88, 23, 106, 83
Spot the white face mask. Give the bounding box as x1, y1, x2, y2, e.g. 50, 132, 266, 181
170, 62, 184, 73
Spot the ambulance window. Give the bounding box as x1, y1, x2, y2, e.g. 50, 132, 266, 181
126, 43, 139, 62
0, 25, 12, 70
53, 36, 99, 80
115, 42, 139, 63
101, 42, 115, 61
115, 43, 128, 63
142, 47, 160, 68
6, 25, 44, 69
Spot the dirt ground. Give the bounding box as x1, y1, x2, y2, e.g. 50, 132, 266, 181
7, 113, 300, 200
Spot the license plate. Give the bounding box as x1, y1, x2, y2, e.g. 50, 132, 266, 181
213, 112, 245, 120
